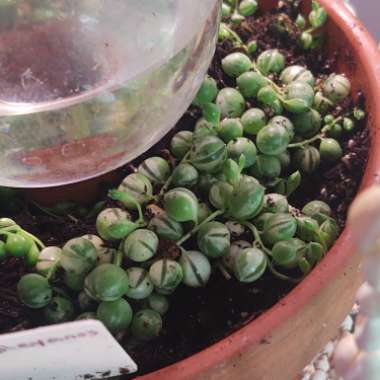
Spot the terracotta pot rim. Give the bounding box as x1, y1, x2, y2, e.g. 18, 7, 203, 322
137, 1, 380, 379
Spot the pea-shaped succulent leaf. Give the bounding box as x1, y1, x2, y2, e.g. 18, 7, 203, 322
17, 274, 52, 309
343, 117, 355, 132
209, 181, 234, 210
238, 0, 258, 16
258, 86, 279, 106
290, 12, 304, 28
164, 188, 199, 223
190, 135, 227, 173
319, 138, 343, 163
227, 176, 265, 220
283, 82, 315, 114
309, 1, 327, 28
253, 213, 274, 231
97, 299, 133, 334
302, 200, 332, 225
222, 3, 232, 18
146, 293, 170, 315
293, 146, 320, 174
286, 171, 302, 197
219, 118, 244, 143
251, 155, 282, 180
268, 116, 295, 141
197, 222, 231, 259
149, 259, 183, 294
242, 108, 267, 135
193, 75, 218, 106
197, 203, 212, 224
148, 213, 184, 241
36, 246, 62, 277
237, 71, 267, 98
172, 163, 199, 187
116, 173, 153, 209
216, 88, 246, 118
64, 272, 85, 291
96, 208, 135, 241
280, 65, 315, 87
138, 157, 171, 185
292, 109, 322, 138
202, 103, 221, 126
81, 234, 104, 250
0, 217, 17, 228
222, 240, 251, 271
325, 123, 343, 139
256, 49, 285, 75
263, 194, 289, 213
319, 219, 340, 249
61, 237, 97, 276
272, 239, 306, 269
234, 248, 267, 283
218, 22, 230, 41
123, 229, 158, 262
125, 268, 154, 300
296, 216, 321, 242
353, 108, 366, 121
222, 52, 252, 78
231, 11, 245, 25
227, 137, 257, 168
6, 233, 32, 258
131, 309, 163, 341
180, 250, 211, 287
322, 74, 351, 104
84, 264, 129, 302
247, 40, 258, 55
224, 159, 241, 186
313, 91, 332, 113
257, 125, 290, 156
44, 296, 74, 324
263, 213, 297, 245
306, 242, 326, 265
170, 131, 193, 159
300, 32, 313, 50
199, 173, 219, 194
193, 118, 218, 142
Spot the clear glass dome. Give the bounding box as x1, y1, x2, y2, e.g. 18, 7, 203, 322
0, 0, 221, 187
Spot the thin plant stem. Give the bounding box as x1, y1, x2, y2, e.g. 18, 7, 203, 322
177, 210, 224, 246
159, 152, 191, 197
288, 134, 322, 149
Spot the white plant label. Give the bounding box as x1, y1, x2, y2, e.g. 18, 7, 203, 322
0, 320, 137, 380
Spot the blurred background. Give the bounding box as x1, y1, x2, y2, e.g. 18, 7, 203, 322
346, 0, 380, 40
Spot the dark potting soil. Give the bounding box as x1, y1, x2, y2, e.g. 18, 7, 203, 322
0, 6, 370, 379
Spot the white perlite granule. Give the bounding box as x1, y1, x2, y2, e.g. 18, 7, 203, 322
301, 304, 359, 380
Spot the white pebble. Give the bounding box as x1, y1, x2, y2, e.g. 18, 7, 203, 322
301, 373, 312, 380
303, 364, 315, 374
322, 341, 335, 358
341, 315, 354, 332
315, 355, 330, 372
310, 370, 327, 380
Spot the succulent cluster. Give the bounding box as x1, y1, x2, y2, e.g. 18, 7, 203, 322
13, 0, 366, 343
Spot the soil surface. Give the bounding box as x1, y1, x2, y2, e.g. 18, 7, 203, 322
0, 4, 370, 379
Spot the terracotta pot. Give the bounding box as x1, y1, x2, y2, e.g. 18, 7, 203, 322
133, 1, 380, 380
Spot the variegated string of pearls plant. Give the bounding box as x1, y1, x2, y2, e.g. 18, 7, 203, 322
4, 0, 366, 342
